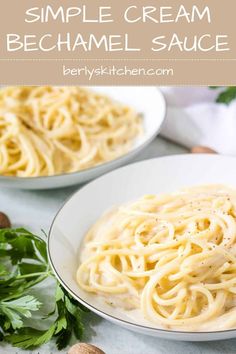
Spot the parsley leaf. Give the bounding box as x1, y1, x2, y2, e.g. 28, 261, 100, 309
0, 296, 41, 330
210, 86, 236, 105
0, 228, 88, 350
6, 284, 87, 350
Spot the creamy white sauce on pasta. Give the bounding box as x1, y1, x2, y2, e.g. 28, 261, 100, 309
0, 86, 142, 177
77, 185, 236, 331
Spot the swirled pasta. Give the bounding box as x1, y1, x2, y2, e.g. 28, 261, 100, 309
0, 86, 142, 177
77, 185, 236, 331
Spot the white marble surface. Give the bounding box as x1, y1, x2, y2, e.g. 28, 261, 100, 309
1, 137, 236, 354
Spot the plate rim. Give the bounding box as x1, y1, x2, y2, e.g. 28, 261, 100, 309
48, 153, 236, 337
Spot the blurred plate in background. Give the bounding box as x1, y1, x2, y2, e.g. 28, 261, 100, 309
0, 86, 166, 190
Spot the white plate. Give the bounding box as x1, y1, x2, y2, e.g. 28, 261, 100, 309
48, 154, 236, 341
0, 86, 165, 190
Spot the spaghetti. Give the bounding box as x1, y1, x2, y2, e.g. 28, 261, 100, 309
0, 86, 142, 177
77, 185, 236, 331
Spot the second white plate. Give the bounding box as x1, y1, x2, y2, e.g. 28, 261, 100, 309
0, 86, 165, 189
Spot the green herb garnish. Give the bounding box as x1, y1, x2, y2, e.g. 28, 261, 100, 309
0, 228, 88, 350
210, 86, 236, 105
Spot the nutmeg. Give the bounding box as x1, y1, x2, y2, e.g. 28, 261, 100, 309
68, 343, 105, 354
191, 146, 217, 154
0, 212, 11, 229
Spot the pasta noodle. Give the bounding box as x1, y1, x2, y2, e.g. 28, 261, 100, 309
0, 86, 142, 177
77, 185, 236, 331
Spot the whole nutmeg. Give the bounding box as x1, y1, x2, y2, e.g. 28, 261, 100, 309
0, 212, 11, 229
191, 146, 217, 154
68, 343, 105, 354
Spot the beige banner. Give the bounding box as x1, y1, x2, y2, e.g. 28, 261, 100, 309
0, 0, 235, 84
0, 59, 235, 85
